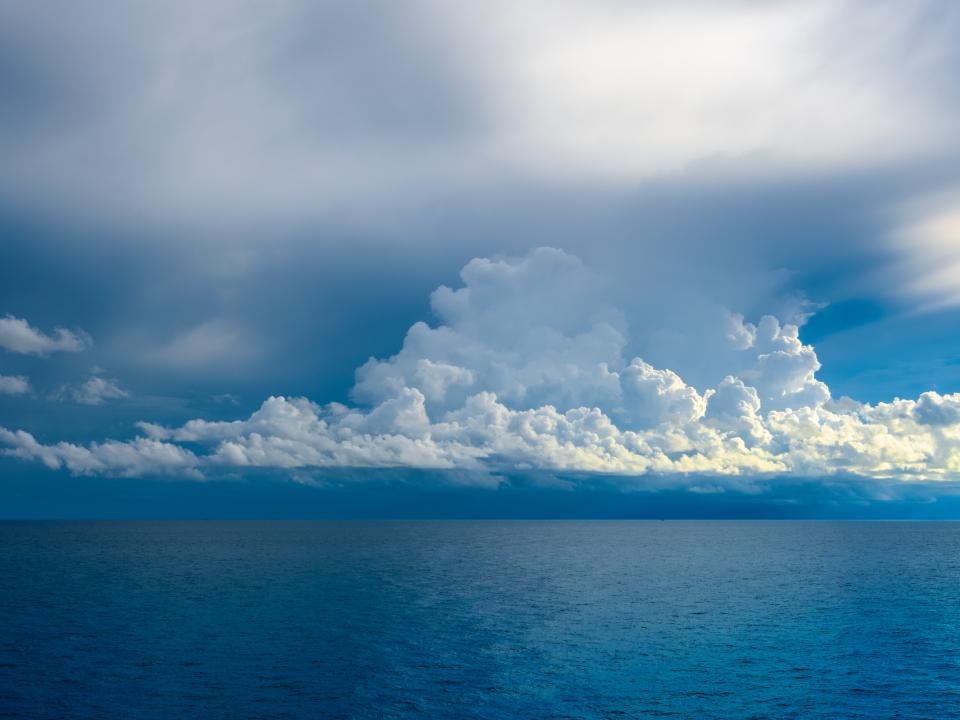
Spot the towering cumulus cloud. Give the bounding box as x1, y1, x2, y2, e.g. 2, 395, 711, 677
3, 248, 960, 482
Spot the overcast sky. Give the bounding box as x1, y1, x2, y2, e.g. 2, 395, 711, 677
3, 0, 960, 517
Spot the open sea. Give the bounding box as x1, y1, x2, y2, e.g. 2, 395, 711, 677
2, 520, 959, 719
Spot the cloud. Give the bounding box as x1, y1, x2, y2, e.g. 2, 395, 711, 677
0, 375, 31, 395
5, 247, 960, 484
914, 391, 960, 427
0, 428, 199, 479
55, 375, 128, 406
1, 0, 958, 426
447, 0, 959, 180
352, 248, 626, 414
9, 389, 960, 482
888, 189, 960, 310
0, 315, 90, 355
0, 0, 957, 226
354, 248, 826, 421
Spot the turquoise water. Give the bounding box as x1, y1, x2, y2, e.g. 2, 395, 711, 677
2, 521, 959, 718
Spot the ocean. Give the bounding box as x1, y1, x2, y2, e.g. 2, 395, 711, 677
2, 520, 959, 719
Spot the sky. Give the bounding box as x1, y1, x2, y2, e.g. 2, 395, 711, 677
3, 0, 960, 517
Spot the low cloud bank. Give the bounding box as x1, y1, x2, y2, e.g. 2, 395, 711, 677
3, 249, 960, 484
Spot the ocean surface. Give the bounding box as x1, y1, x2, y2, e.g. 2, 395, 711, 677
2, 521, 960, 719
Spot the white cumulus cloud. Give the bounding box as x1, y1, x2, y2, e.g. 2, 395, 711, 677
0, 428, 200, 479
0, 315, 90, 356
0, 375, 31, 395
55, 376, 129, 406
3, 248, 960, 484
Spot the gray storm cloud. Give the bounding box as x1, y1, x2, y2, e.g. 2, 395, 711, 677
1, 0, 957, 221
3, 0, 959, 357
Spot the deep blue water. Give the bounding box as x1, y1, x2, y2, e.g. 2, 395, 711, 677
2, 521, 960, 719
